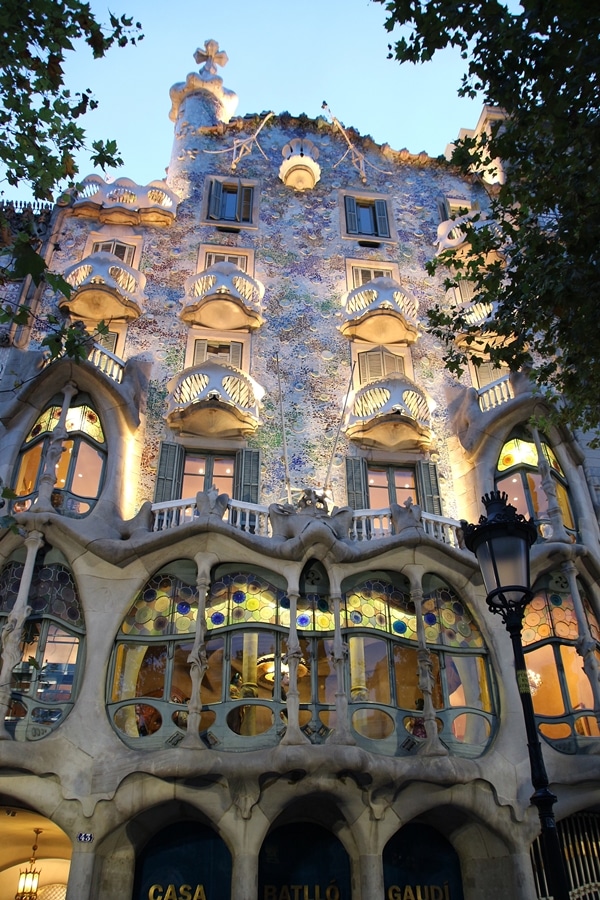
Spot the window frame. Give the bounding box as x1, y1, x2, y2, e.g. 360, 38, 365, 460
340, 191, 394, 243
84, 229, 143, 267
184, 326, 251, 372
199, 243, 254, 275
350, 341, 414, 388
345, 258, 399, 290
202, 177, 259, 230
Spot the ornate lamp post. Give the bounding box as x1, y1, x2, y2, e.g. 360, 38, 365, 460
462, 491, 570, 900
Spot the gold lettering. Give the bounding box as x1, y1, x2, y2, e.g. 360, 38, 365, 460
387, 888, 402, 900
279, 888, 291, 900
444, 883, 450, 900
290, 888, 302, 900
149, 887, 163, 900
325, 888, 339, 900
303, 887, 313, 900
163, 887, 177, 900
264, 889, 277, 900
315, 887, 322, 900
416, 888, 429, 900
403, 889, 415, 900
192, 887, 206, 900
430, 888, 443, 900
179, 886, 192, 900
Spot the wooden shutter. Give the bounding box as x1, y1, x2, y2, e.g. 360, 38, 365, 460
346, 457, 369, 510
97, 331, 119, 354
229, 341, 243, 368
193, 339, 208, 366
238, 185, 253, 223
234, 449, 260, 502
154, 442, 185, 502
375, 200, 390, 238
208, 180, 223, 219
358, 348, 384, 384
416, 461, 442, 515
344, 196, 358, 234
383, 349, 404, 376
92, 240, 114, 254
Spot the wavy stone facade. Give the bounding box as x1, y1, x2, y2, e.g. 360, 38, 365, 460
0, 41, 599, 900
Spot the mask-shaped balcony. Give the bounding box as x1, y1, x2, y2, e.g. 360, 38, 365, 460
72, 175, 179, 226
181, 262, 265, 331
61, 252, 147, 321
340, 277, 419, 344
345, 374, 433, 452
447, 285, 511, 352
167, 360, 265, 437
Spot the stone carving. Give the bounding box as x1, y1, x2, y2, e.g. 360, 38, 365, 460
196, 486, 229, 518
390, 497, 423, 533
269, 489, 353, 541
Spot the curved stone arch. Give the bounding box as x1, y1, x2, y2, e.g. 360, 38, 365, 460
92, 799, 234, 900
0, 800, 73, 898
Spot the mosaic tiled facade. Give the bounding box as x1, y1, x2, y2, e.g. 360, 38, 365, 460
0, 41, 600, 900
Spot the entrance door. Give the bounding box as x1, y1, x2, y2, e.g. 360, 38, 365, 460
132, 821, 232, 900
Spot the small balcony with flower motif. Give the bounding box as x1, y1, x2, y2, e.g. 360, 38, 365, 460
181, 262, 265, 331
340, 277, 419, 344
167, 360, 265, 437
345, 373, 433, 452
61, 252, 147, 321
72, 175, 179, 226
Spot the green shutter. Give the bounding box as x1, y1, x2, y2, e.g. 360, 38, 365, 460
208, 180, 223, 219
344, 196, 358, 234
416, 461, 442, 516
234, 449, 260, 503
154, 442, 185, 502
375, 200, 390, 238
238, 185, 254, 223
346, 457, 369, 510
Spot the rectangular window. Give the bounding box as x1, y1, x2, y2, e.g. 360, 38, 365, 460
204, 250, 248, 272
367, 466, 417, 509
352, 264, 393, 288
96, 330, 119, 355
345, 458, 442, 515
154, 444, 261, 505
206, 178, 256, 226
343, 195, 391, 240
357, 347, 405, 385
91, 239, 136, 266
193, 339, 243, 369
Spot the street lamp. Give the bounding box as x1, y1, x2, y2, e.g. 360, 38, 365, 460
462, 491, 571, 900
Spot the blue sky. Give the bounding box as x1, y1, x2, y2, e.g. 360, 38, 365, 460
22, 0, 483, 198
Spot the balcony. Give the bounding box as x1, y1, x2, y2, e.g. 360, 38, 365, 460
181, 262, 265, 331
72, 175, 178, 226
340, 277, 419, 344
62, 252, 147, 321
345, 374, 433, 451
166, 360, 264, 437
150, 495, 461, 547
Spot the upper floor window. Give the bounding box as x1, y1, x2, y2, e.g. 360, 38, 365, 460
13, 396, 106, 517
91, 239, 136, 266
351, 264, 393, 287
357, 345, 405, 385
154, 444, 260, 507
346, 459, 442, 516
204, 249, 248, 272
1, 552, 84, 741
205, 178, 258, 228
495, 432, 575, 539
193, 338, 243, 369
342, 194, 392, 241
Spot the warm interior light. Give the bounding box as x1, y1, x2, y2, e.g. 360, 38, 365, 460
15, 828, 42, 900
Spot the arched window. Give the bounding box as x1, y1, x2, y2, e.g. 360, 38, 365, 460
495, 431, 575, 539
523, 570, 600, 751
341, 572, 495, 756
0, 549, 84, 740
13, 395, 106, 517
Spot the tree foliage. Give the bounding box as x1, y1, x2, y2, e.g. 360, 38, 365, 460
377, 0, 600, 435
0, 0, 142, 200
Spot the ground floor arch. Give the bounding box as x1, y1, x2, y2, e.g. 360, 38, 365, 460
383, 822, 463, 900
258, 822, 352, 900
0, 804, 72, 899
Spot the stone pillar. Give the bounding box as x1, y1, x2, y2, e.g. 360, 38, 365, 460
529, 426, 569, 542
408, 570, 448, 757
329, 592, 354, 745
0, 529, 44, 739
280, 591, 309, 745
562, 559, 600, 725
66, 845, 96, 900
36, 381, 78, 513
181, 571, 210, 749
231, 851, 258, 900
359, 853, 385, 900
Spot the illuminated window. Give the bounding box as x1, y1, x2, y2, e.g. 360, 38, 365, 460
495, 432, 575, 539
13, 397, 106, 517
522, 570, 600, 749
0, 552, 84, 740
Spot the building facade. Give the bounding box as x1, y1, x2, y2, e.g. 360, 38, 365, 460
1, 40, 600, 900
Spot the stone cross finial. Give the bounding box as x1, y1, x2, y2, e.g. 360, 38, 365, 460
194, 40, 228, 76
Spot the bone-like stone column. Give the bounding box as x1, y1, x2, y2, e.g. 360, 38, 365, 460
280, 591, 309, 744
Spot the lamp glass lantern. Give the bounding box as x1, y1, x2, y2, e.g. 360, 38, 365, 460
15, 828, 42, 900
